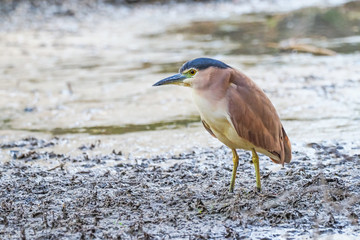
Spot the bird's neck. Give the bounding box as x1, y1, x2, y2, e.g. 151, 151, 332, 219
192, 87, 228, 117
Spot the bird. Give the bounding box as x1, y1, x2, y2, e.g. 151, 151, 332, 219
153, 58, 291, 192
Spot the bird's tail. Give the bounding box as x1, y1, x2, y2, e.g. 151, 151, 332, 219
282, 126, 292, 163
269, 126, 292, 165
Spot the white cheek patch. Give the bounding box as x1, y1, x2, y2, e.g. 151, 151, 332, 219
183, 78, 193, 87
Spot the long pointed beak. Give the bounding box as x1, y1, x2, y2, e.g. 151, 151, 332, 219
153, 73, 187, 86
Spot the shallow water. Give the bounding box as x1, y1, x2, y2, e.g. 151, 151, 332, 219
1, 1, 359, 161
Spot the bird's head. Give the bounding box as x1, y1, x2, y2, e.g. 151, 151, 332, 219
153, 58, 231, 88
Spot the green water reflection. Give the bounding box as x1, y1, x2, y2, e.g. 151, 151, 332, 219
18, 116, 201, 135
174, 1, 360, 55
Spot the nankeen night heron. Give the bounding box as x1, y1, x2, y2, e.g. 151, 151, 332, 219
153, 58, 292, 192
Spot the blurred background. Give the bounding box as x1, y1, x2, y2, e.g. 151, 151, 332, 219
0, 0, 359, 161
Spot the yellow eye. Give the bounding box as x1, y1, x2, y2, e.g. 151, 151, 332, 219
189, 69, 197, 75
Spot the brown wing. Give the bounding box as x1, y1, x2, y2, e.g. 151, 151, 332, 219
227, 69, 291, 165
202, 120, 217, 138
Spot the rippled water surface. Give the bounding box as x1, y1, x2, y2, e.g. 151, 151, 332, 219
0, 0, 359, 158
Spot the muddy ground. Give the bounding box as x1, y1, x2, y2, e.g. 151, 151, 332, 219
0, 137, 359, 239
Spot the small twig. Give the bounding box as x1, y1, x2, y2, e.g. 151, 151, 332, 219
47, 163, 65, 171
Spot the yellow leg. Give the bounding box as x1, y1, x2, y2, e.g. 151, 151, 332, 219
229, 149, 239, 193
251, 148, 261, 191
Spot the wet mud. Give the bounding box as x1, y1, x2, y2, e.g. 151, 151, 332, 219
1, 137, 359, 239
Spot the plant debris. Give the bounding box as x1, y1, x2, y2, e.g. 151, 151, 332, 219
0, 138, 359, 239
